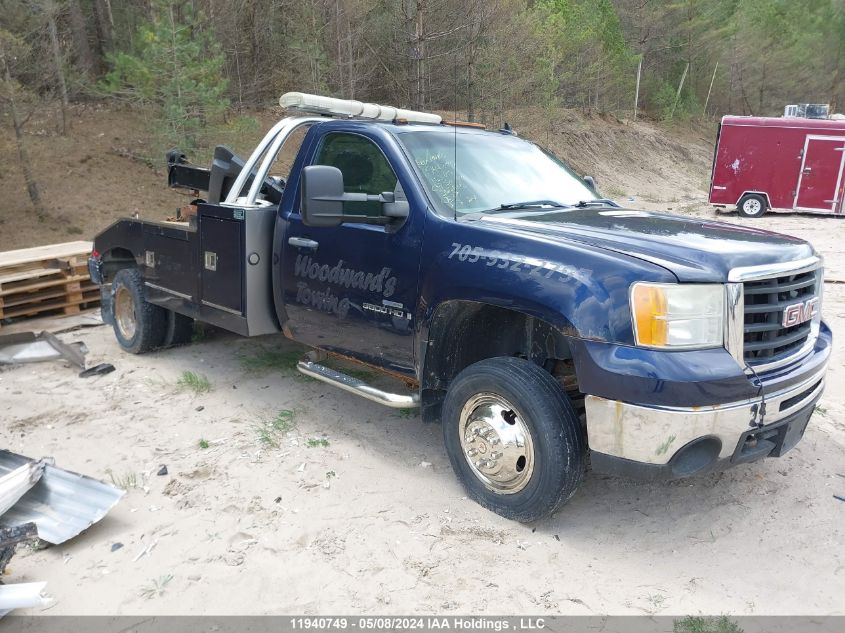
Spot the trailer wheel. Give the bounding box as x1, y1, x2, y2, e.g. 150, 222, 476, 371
162, 310, 195, 347
441, 357, 585, 522
737, 194, 767, 218
111, 268, 167, 354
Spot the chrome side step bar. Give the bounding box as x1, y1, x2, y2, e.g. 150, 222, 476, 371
296, 358, 420, 409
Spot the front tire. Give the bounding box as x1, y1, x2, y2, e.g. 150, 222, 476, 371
111, 268, 167, 354
737, 193, 767, 218
441, 357, 585, 522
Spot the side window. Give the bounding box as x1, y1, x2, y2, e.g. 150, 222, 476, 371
313, 132, 398, 217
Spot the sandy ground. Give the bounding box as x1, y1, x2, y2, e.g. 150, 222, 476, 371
1, 206, 844, 616
1, 105, 844, 615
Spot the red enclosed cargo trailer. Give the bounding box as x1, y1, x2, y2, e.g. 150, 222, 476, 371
709, 115, 845, 218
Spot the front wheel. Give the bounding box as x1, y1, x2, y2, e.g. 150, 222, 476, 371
737, 193, 767, 218
441, 357, 585, 522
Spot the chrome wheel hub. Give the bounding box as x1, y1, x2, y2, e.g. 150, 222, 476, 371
458, 393, 534, 494
744, 199, 762, 215
114, 286, 137, 340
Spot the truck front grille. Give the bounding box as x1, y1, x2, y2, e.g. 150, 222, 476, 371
743, 268, 820, 366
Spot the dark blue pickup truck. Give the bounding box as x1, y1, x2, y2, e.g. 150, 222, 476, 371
90, 93, 831, 521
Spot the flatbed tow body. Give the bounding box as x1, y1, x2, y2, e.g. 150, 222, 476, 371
89, 93, 831, 520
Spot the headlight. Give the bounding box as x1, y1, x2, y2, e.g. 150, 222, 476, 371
631, 283, 725, 349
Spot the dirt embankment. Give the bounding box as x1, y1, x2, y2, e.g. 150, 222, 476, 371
0, 103, 716, 251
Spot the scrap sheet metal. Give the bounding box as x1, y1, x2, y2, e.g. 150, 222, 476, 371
0, 581, 49, 617
0, 462, 44, 517
0, 331, 87, 367
0, 450, 125, 545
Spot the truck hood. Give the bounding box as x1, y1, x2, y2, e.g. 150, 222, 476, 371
476, 208, 816, 282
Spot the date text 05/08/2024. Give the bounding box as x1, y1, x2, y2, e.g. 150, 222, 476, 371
289, 618, 547, 631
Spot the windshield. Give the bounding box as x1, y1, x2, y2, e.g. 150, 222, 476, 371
397, 129, 598, 216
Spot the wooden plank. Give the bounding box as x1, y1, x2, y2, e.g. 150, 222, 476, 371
0, 267, 64, 285
0, 282, 98, 310
0, 290, 99, 321
0, 241, 92, 269
0, 307, 102, 335
0, 273, 90, 297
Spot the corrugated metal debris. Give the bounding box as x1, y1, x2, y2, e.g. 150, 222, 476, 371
0, 582, 50, 617
0, 331, 87, 368
0, 461, 44, 517
0, 450, 125, 545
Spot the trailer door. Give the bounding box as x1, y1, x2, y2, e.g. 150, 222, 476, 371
794, 135, 845, 213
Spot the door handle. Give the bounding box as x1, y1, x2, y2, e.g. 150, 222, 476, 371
803, 167, 812, 174
288, 237, 319, 250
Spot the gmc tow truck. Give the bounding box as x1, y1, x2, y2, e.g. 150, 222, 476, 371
89, 93, 831, 521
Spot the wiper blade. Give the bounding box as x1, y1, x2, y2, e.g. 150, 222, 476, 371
497, 200, 566, 211
574, 199, 617, 208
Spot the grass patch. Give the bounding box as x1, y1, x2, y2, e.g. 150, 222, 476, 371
191, 322, 209, 343
603, 184, 626, 199
306, 437, 330, 448
240, 347, 317, 382
674, 616, 743, 633
397, 408, 418, 419
106, 469, 138, 489
240, 348, 302, 374
255, 409, 297, 448
140, 574, 173, 599
815, 404, 828, 416
178, 370, 211, 394
198, 438, 210, 449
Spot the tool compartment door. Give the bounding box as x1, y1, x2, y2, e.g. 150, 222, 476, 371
200, 216, 243, 314
794, 135, 845, 212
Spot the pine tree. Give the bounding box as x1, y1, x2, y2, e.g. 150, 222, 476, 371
101, 0, 228, 152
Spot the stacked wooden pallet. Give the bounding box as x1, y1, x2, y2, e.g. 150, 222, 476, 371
0, 241, 99, 327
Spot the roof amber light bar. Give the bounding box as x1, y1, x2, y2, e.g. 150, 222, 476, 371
279, 92, 442, 125
443, 120, 486, 129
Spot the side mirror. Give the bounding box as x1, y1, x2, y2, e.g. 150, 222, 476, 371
301, 165, 345, 228
583, 175, 597, 191
301, 165, 410, 227
382, 191, 410, 220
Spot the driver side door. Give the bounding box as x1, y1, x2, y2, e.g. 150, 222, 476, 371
279, 130, 423, 375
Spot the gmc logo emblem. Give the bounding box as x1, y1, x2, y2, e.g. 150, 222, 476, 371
782, 297, 819, 327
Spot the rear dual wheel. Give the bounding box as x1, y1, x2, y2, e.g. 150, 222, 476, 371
441, 357, 585, 522
111, 268, 193, 353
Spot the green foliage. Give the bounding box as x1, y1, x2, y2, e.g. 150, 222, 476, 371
178, 370, 211, 394
100, 0, 228, 152
652, 77, 701, 121
674, 616, 743, 633
531, 0, 637, 112
5, 0, 845, 132
254, 410, 296, 448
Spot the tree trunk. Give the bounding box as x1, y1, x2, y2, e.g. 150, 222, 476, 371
93, 0, 115, 54
46, 3, 70, 135
335, 0, 344, 97
416, 2, 424, 109
66, 0, 97, 76
1, 49, 46, 219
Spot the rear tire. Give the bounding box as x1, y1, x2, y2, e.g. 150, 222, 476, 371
441, 357, 585, 522
111, 268, 167, 354
737, 193, 767, 218
162, 310, 194, 347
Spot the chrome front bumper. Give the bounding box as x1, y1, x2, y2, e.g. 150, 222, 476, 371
586, 362, 827, 476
